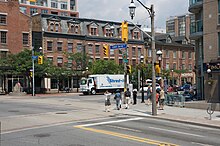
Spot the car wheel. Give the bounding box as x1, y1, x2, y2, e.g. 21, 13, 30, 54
91, 89, 96, 95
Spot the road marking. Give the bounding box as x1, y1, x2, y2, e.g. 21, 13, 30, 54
75, 117, 143, 127
191, 142, 213, 146
149, 126, 204, 138
74, 118, 179, 146
106, 125, 142, 133
75, 126, 178, 146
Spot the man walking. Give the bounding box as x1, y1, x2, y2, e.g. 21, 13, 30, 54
132, 89, 137, 105
124, 88, 131, 109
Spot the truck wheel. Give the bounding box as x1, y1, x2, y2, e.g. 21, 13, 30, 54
91, 89, 96, 95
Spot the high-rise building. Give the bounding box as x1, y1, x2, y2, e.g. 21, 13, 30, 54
189, 0, 220, 101
19, 0, 79, 17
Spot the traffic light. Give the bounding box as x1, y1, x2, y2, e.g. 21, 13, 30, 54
38, 56, 43, 64
103, 44, 109, 57
121, 21, 128, 42
126, 65, 131, 74
30, 71, 33, 77
155, 62, 160, 74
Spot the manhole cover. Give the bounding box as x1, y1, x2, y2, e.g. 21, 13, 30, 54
34, 133, 51, 138
8, 110, 19, 112
56, 112, 67, 114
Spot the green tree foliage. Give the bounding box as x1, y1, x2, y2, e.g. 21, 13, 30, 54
91, 60, 123, 74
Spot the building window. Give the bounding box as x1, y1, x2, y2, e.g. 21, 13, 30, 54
132, 47, 136, 57
173, 51, 176, 58
69, 25, 79, 34
182, 51, 185, 59
67, 59, 72, 68
218, 0, 220, 24
95, 45, 100, 54
61, 12, 68, 16
166, 63, 169, 70
182, 64, 185, 70
0, 31, 7, 44
189, 52, 192, 59
47, 41, 53, 51
68, 43, 73, 53
50, 23, 54, 31
51, 0, 58, 8
132, 60, 136, 66
41, 9, 48, 14
20, 0, 27, 4
148, 49, 152, 57
138, 48, 141, 57
0, 14, 6, 25
91, 27, 97, 35
189, 64, 192, 71
77, 44, 82, 52
57, 42, 62, 51
30, 8, 38, 16
110, 49, 114, 55
165, 50, 169, 58
57, 57, 63, 67
61, 2, 67, 10
22, 33, 29, 45
47, 57, 53, 64
88, 44, 93, 54
55, 24, 59, 32
133, 31, 139, 39
105, 28, 111, 37
20, 7, 27, 14
173, 63, 176, 70
70, 0, 76, 10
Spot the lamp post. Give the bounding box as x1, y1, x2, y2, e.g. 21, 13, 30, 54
140, 54, 144, 103
129, 0, 157, 115
171, 69, 174, 85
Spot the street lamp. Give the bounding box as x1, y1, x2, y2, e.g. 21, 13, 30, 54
129, 0, 157, 115
140, 54, 144, 103
171, 69, 174, 85
207, 69, 212, 79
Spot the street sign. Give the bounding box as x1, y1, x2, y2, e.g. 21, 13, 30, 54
32, 56, 38, 60
110, 44, 127, 50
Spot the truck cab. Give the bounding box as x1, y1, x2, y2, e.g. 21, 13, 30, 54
80, 77, 96, 95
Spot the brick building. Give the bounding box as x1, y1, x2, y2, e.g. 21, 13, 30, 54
0, 0, 31, 93
189, 0, 220, 101
31, 14, 144, 92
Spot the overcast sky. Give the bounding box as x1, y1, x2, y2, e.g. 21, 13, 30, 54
78, 0, 189, 29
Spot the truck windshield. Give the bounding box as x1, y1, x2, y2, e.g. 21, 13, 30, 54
81, 79, 87, 85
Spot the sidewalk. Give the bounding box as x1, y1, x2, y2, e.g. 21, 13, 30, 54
110, 100, 220, 128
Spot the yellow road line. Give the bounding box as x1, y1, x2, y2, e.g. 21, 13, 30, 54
75, 126, 179, 146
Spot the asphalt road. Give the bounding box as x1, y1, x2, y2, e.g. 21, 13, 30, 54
1, 116, 220, 146
0, 94, 220, 146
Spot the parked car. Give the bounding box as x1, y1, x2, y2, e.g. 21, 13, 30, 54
139, 83, 161, 92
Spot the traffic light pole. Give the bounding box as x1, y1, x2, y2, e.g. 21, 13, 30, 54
32, 47, 35, 96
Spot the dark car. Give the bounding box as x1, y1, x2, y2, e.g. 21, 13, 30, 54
180, 84, 191, 91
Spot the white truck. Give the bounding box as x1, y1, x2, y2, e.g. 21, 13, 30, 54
80, 74, 126, 95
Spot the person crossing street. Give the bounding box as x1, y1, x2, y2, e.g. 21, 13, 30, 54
124, 88, 131, 109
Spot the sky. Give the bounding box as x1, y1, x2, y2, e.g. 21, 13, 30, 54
78, 0, 189, 29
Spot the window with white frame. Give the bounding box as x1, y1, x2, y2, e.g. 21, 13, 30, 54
77, 43, 82, 52
88, 44, 93, 54
133, 31, 139, 39
47, 41, 53, 51
57, 42, 62, 51
50, 23, 54, 31
173, 50, 176, 58
95, 45, 100, 54
182, 51, 185, 59
51, 0, 58, 8
68, 59, 72, 68
60, 2, 67, 10
30, 8, 38, 16
47, 57, 53, 63
110, 48, 114, 55
20, 7, 27, 14
57, 57, 63, 67
189, 52, 192, 59
166, 63, 169, 69
105, 27, 111, 37
132, 47, 136, 57
68, 43, 73, 53
0, 31, 7, 44
22, 33, 29, 45
138, 48, 141, 57
91, 26, 97, 35
165, 50, 169, 58
55, 23, 59, 32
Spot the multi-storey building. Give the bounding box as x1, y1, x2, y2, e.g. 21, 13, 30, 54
145, 33, 195, 87
189, 0, 220, 101
166, 14, 194, 43
0, 0, 31, 93
19, 0, 78, 17
31, 13, 144, 92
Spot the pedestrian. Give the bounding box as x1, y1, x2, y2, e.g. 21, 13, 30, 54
132, 89, 137, 105
156, 89, 160, 107
159, 88, 165, 110
114, 89, 121, 110
104, 90, 111, 112
146, 85, 152, 105
124, 88, 131, 109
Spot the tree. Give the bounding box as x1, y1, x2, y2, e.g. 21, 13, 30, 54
91, 60, 123, 74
